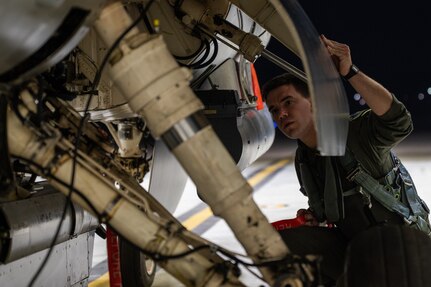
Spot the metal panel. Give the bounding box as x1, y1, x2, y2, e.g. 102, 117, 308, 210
236, 105, 275, 170
1, 191, 73, 263
197, 59, 275, 170
0, 232, 95, 287
148, 140, 189, 213
0, 185, 98, 263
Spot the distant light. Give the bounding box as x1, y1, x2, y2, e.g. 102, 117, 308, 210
427, 87, 431, 95
418, 93, 425, 100
359, 99, 366, 106
353, 93, 361, 101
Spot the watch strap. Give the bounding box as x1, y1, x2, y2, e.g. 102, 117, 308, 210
344, 64, 360, 80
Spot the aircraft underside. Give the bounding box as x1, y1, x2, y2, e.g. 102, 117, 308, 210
2, 1, 426, 287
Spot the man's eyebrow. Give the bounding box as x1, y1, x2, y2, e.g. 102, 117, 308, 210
280, 95, 293, 102
276, 95, 293, 106
268, 95, 292, 111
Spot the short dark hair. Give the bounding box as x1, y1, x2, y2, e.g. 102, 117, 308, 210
262, 73, 309, 101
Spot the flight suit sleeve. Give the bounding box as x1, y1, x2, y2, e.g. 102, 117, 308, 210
347, 94, 413, 177
368, 94, 413, 149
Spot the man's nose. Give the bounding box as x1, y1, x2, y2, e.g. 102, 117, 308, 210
278, 110, 288, 121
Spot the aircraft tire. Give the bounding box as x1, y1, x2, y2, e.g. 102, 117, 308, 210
119, 238, 156, 287
344, 225, 431, 287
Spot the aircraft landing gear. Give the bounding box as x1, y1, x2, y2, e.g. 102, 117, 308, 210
120, 238, 156, 287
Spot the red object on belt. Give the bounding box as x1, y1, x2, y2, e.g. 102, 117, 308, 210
271, 215, 307, 231
106, 227, 123, 287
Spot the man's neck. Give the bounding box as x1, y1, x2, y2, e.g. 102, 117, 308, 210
300, 131, 317, 150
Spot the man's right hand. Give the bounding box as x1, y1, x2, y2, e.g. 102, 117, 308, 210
296, 208, 319, 226
320, 35, 352, 77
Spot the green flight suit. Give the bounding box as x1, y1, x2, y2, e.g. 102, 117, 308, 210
280, 95, 416, 283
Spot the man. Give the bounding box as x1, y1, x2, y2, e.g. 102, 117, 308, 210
262, 35, 430, 284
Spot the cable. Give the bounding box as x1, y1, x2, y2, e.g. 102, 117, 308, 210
186, 37, 211, 68
27, 1, 157, 286
137, 3, 156, 34
90, 2, 155, 95
192, 34, 218, 69
13, 156, 100, 219
174, 37, 205, 60
151, 244, 210, 260
118, 226, 312, 282
74, 46, 99, 74
113, 228, 212, 261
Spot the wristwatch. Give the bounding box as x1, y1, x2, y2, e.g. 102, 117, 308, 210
343, 64, 360, 80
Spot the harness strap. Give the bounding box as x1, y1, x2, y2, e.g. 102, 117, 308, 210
347, 166, 412, 220
343, 187, 359, 197
399, 163, 423, 216
342, 149, 431, 234
295, 144, 430, 235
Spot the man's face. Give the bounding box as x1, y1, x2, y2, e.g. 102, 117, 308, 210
266, 84, 315, 140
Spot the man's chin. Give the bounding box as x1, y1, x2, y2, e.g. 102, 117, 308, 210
281, 130, 297, 140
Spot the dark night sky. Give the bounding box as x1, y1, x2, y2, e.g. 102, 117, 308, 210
254, 1, 431, 133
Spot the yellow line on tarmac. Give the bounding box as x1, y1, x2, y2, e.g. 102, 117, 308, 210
182, 206, 213, 230
89, 158, 289, 286
88, 272, 109, 287
182, 158, 290, 230
248, 159, 290, 186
